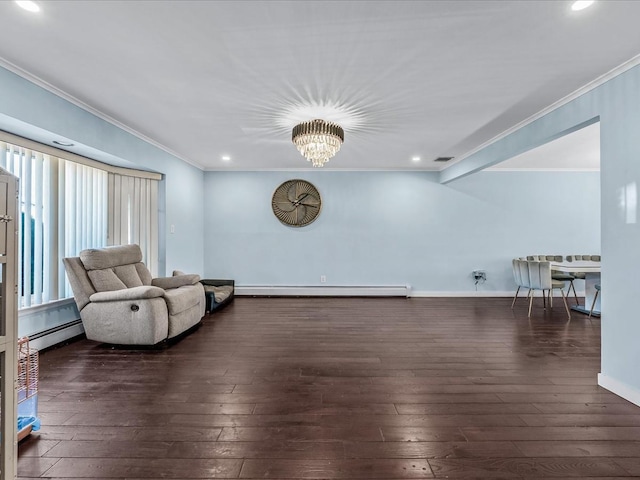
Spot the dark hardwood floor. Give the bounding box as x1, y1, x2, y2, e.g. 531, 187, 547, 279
17, 296, 640, 479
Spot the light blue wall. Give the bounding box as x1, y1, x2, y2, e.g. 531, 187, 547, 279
0, 65, 205, 334
590, 68, 640, 400
442, 64, 640, 403
204, 170, 600, 293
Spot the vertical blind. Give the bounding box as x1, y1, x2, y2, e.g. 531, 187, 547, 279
0, 139, 160, 309
108, 173, 159, 277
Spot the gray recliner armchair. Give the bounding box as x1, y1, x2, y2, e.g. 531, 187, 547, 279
63, 244, 205, 346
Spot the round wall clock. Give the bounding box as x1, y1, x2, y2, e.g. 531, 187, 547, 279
272, 179, 322, 227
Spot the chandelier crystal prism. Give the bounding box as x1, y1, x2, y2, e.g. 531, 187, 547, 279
292, 119, 344, 167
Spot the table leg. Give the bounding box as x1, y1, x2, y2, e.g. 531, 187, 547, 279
570, 272, 601, 316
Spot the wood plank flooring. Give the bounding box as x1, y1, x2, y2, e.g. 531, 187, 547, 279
17, 296, 640, 479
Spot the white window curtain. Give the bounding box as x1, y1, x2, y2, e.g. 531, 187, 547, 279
0, 136, 161, 308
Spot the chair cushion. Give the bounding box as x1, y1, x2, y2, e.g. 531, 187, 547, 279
204, 285, 234, 303
113, 264, 144, 288
80, 245, 143, 270
135, 263, 153, 286
551, 280, 566, 289
551, 272, 574, 281
163, 285, 203, 315
88, 269, 127, 292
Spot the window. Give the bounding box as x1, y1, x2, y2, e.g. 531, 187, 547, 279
0, 135, 161, 309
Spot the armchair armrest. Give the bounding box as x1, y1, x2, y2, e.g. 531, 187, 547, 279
152, 274, 200, 290
90, 285, 165, 303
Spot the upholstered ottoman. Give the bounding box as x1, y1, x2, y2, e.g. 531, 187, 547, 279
200, 279, 235, 313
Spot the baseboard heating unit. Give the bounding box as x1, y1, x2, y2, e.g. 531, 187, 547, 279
236, 285, 410, 297
27, 320, 85, 351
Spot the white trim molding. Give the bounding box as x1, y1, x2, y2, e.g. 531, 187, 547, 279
411, 290, 515, 297
235, 288, 587, 298
409, 290, 586, 298
598, 373, 640, 408
236, 285, 410, 297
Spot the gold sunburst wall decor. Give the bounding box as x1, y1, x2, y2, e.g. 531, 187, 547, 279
272, 179, 322, 227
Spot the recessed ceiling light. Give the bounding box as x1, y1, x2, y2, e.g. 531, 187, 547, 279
411, 156, 421, 162
221, 155, 231, 161
53, 140, 74, 147
571, 0, 595, 11
15, 1, 40, 12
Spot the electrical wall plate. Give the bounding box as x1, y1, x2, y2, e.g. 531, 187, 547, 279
472, 270, 487, 281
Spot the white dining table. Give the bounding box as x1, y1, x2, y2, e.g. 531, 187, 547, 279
550, 261, 601, 316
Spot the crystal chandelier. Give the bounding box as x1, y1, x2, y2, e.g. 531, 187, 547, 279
292, 119, 344, 167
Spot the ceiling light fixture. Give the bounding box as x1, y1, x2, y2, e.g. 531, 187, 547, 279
292, 119, 344, 168
412, 156, 421, 162
571, 0, 595, 11
221, 155, 231, 161
15, 0, 40, 12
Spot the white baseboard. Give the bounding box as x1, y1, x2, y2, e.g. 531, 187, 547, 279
236, 285, 410, 297
598, 373, 640, 408
410, 290, 514, 297
235, 287, 585, 298
407, 290, 586, 298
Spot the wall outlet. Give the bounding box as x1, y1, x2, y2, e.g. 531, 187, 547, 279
170, 224, 175, 234
320, 275, 326, 283
472, 270, 486, 282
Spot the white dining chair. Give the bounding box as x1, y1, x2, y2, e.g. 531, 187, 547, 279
529, 255, 578, 303
511, 258, 529, 308
527, 260, 571, 319
514, 259, 533, 308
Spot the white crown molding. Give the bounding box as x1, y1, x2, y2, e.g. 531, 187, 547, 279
485, 168, 600, 172
0, 57, 205, 171
598, 373, 640, 408
444, 54, 640, 171
203, 167, 442, 172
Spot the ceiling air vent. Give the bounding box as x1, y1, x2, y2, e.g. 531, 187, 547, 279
434, 156, 454, 162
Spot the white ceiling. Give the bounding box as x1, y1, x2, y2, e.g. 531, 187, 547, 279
0, 1, 637, 171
